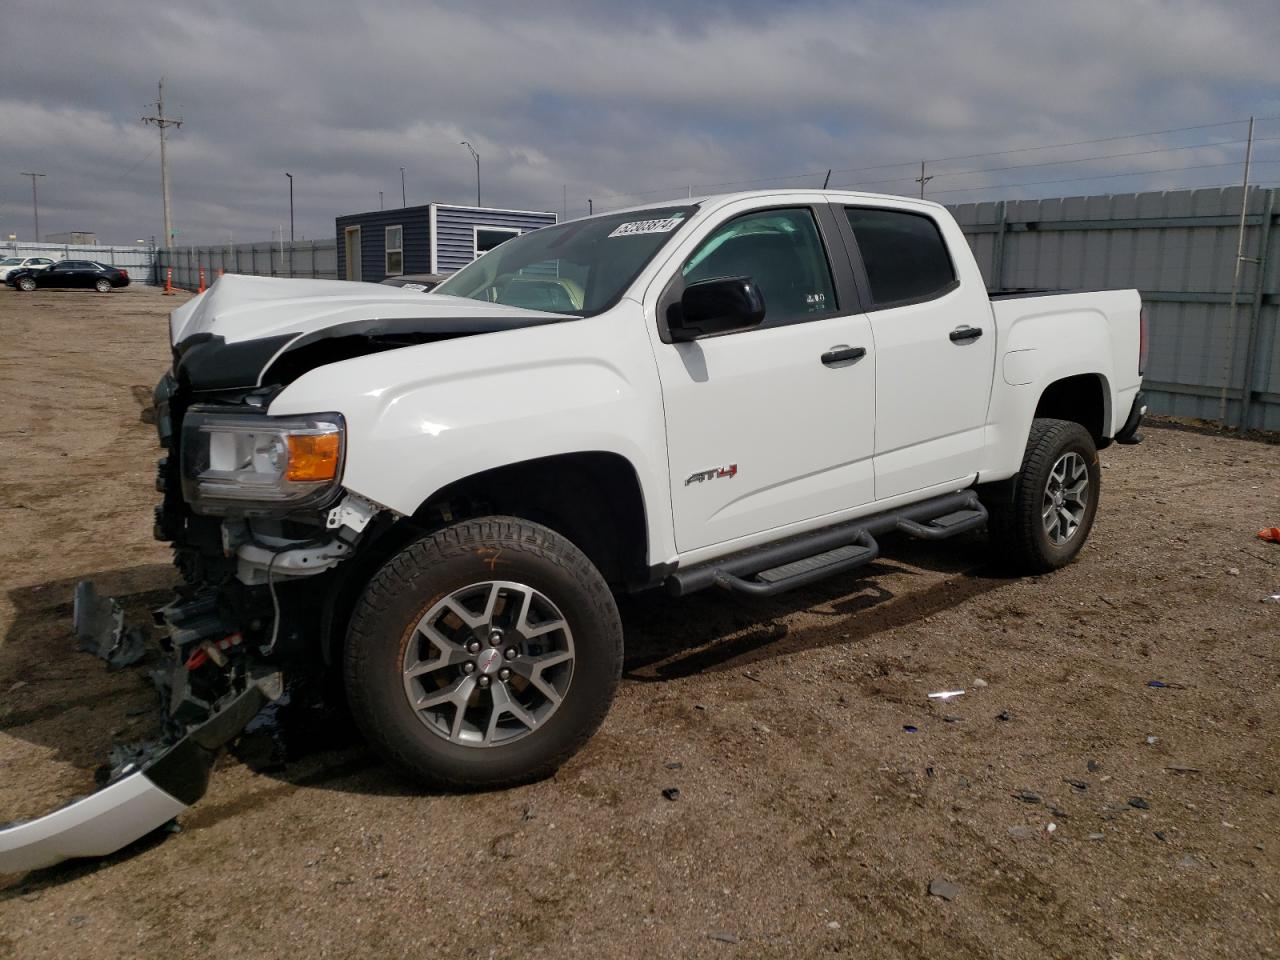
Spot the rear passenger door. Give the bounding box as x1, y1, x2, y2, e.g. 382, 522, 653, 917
836, 205, 996, 501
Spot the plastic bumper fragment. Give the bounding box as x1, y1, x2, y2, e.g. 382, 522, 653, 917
0, 673, 279, 874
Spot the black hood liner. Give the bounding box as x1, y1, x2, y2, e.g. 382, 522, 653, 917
174, 312, 570, 392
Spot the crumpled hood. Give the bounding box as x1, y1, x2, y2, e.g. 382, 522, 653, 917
167, 274, 570, 392
169, 274, 557, 346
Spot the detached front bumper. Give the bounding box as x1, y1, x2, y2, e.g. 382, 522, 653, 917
0, 669, 279, 874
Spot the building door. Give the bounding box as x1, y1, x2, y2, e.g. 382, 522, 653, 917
344, 227, 362, 281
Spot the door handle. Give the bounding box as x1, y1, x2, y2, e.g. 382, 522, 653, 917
949, 325, 983, 343
821, 345, 867, 366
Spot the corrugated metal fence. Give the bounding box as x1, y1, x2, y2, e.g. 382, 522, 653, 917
3, 241, 160, 283
154, 185, 1278, 431
949, 186, 1279, 431
157, 240, 337, 290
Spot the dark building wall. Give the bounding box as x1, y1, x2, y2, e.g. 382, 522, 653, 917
335, 206, 431, 281
433, 205, 558, 272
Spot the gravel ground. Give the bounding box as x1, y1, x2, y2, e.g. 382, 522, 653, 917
1, 284, 1277, 959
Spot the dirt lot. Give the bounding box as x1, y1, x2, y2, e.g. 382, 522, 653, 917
0, 284, 1277, 959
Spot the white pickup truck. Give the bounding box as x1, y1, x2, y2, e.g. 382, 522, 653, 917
0, 190, 1146, 871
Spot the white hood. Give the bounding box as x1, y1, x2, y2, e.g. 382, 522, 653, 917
168, 274, 559, 346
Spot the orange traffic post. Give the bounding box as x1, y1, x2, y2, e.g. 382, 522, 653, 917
163, 267, 175, 295
217, 267, 224, 278
198, 268, 206, 293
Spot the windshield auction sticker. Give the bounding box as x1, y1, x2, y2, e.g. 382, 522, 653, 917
607, 215, 685, 238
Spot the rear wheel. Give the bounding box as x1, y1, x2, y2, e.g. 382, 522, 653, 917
344, 516, 622, 789
16, 276, 36, 291
94, 278, 111, 293
985, 418, 1100, 573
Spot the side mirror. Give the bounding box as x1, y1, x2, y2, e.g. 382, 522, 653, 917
668, 276, 765, 342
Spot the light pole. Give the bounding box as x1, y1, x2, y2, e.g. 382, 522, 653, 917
379, 190, 384, 210
400, 166, 406, 207
461, 141, 480, 206
285, 172, 294, 242
19, 172, 45, 241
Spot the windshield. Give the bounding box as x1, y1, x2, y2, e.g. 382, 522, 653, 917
0, 258, 20, 265
435, 206, 696, 316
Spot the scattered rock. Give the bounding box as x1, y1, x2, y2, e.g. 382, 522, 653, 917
902, 725, 919, 733
7, 680, 27, 694
68, 916, 87, 928
1165, 764, 1201, 774
1145, 736, 1160, 745
708, 931, 740, 944
928, 878, 961, 901
972, 678, 988, 688
662, 787, 681, 801
1178, 854, 1200, 869
826, 920, 841, 930
943, 714, 964, 723
1008, 825, 1038, 841
1128, 797, 1150, 810
1087, 760, 1102, 773
1227, 567, 1240, 576
1064, 778, 1088, 791
1154, 831, 1167, 842
665, 761, 683, 770
20, 890, 40, 902
373, 868, 390, 879
521, 805, 536, 821
1046, 822, 1057, 834
1013, 790, 1041, 804
1088, 833, 1106, 841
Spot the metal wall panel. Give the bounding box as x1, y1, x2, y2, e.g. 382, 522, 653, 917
3, 242, 159, 283
949, 186, 1278, 431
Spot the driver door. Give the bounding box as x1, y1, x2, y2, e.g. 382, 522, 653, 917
649, 204, 877, 555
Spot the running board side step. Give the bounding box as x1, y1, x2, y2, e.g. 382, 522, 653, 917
666, 491, 987, 598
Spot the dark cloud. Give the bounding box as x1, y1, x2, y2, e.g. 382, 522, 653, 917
2, 0, 1276, 243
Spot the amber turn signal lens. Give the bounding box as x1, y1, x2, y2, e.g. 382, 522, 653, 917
286, 433, 341, 482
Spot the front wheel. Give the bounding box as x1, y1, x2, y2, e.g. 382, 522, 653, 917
344, 517, 623, 789
984, 418, 1100, 573
16, 276, 36, 291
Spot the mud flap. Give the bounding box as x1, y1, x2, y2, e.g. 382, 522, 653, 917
0, 671, 281, 874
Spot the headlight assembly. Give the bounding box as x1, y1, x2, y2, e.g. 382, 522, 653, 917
180, 408, 345, 515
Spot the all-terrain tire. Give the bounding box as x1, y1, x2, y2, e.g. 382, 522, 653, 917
984, 418, 1101, 574
344, 516, 623, 790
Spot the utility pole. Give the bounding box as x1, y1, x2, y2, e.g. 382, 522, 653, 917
1219, 115, 1256, 427
461, 141, 480, 206
142, 78, 182, 245
400, 166, 406, 207
379, 190, 384, 210
19, 172, 45, 241
285, 172, 294, 242
915, 159, 933, 198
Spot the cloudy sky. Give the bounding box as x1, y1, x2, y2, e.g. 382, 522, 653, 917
3, 0, 1278, 245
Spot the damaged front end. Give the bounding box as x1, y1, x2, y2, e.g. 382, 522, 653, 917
0, 370, 384, 874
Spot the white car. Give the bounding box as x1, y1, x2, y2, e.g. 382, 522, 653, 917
1, 189, 1147, 871
0, 256, 56, 281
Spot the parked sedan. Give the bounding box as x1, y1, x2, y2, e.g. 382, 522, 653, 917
8, 259, 129, 292
0, 256, 56, 282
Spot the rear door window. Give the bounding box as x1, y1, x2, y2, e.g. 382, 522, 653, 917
844, 207, 956, 306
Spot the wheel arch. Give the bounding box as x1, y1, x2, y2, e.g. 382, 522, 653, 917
319, 451, 650, 666
1033, 372, 1111, 445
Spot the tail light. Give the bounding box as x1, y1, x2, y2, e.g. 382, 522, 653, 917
119, 268, 129, 278
1138, 306, 1149, 375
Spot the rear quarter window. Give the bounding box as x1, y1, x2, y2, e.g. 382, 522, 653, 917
845, 207, 956, 306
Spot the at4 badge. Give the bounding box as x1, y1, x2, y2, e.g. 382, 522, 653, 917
685, 464, 738, 486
